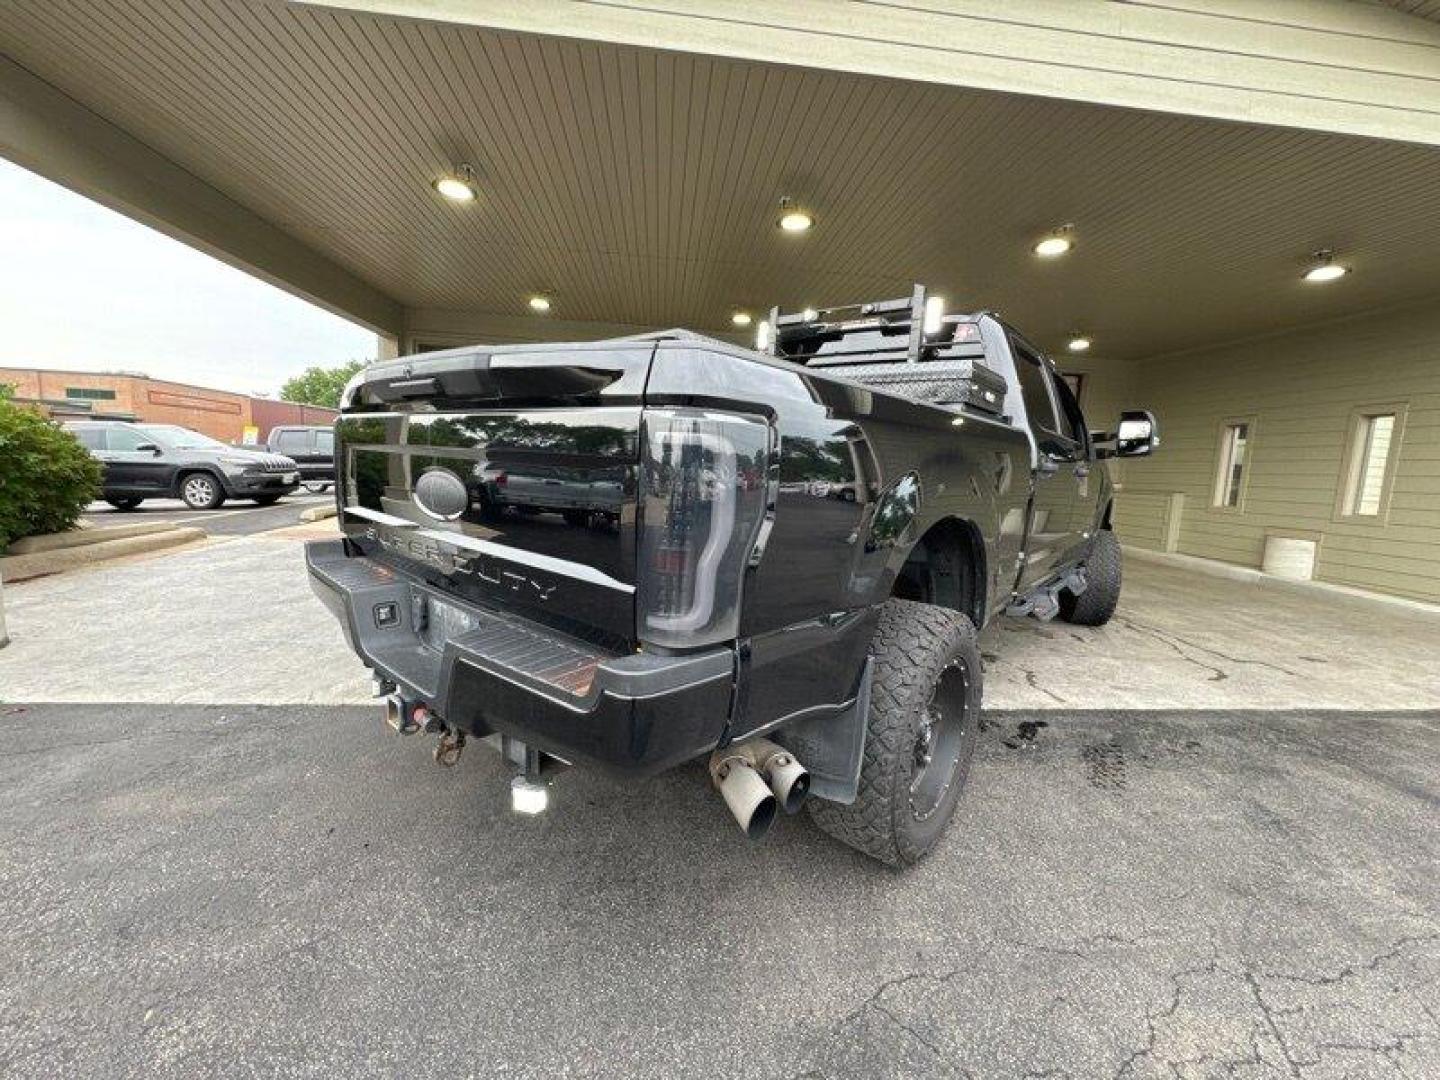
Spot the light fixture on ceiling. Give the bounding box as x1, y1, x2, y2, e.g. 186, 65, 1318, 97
777, 197, 814, 233
1067, 333, 1091, 353
1033, 224, 1075, 258
434, 163, 478, 202
731, 311, 753, 328
528, 294, 552, 313
1303, 249, 1348, 283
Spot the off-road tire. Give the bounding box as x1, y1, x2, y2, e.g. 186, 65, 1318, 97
179, 472, 225, 510
1059, 529, 1121, 626
252, 494, 282, 506
807, 599, 982, 866
105, 497, 144, 511
562, 509, 589, 527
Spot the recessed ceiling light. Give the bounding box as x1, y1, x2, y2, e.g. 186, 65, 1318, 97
1067, 335, 1091, 353
731, 311, 753, 327
1303, 249, 1348, 283
1034, 224, 1075, 258
777, 198, 813, 233
434, 164, 478, 202
528, 295, 551, 313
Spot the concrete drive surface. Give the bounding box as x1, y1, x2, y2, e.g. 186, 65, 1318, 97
0, 702, 1434, 1078
2, 529, 1438, 710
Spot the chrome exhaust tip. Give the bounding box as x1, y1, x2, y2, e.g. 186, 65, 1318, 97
750, 739, 810, 815
710, 753, 778, 840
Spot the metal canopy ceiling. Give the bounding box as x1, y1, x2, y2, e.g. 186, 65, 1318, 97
2, 0, 1439, 361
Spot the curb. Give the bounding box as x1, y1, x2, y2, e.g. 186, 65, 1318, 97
1, 527, 206, 582
7, 520, 180, 555
299, 504, 338, 523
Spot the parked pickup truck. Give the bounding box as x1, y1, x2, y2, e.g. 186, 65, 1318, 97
307, 287, 1157, 864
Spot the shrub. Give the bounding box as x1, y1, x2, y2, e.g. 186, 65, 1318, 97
0, 393, 102, 552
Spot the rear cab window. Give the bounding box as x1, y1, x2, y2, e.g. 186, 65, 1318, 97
274, 429, 312, 454
1009, 335, 1084, 460
70, 426, 105, 451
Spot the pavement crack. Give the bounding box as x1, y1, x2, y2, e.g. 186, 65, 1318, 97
1005, 932, 1138, 958
1243, 970, 1301, 1077
1022, 667, 1067, 704
1261, 931, 1440, 988
1121, 618, 1307, 681
1112, 942, 1224, 1079
870, 999, 968, 1076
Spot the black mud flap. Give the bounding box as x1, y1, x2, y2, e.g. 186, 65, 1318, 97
773, 658, 872, 805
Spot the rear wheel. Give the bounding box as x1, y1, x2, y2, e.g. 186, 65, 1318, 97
105, 497, 144, 511
179, 472, 225, 510
1059, 529, 1122, 626
562, 509, 589, 527
808, 599, 982, 866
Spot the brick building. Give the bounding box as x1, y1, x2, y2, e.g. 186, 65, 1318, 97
0, 367, 337, 444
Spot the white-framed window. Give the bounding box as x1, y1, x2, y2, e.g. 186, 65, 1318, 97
1338, 407, 1405, 520
1212, 420, 1253, 509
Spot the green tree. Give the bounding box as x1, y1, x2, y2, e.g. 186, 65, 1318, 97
0, 396, 102, 551
279, 359, 367, 409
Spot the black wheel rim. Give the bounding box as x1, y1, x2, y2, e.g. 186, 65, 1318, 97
909, 659, 970, 821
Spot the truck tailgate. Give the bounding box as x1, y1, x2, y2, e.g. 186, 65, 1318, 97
336, 407, 641, 646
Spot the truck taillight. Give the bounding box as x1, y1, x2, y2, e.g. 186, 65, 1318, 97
637, 408, 771, 649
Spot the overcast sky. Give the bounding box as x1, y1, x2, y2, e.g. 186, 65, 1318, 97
0, 158, 381, 397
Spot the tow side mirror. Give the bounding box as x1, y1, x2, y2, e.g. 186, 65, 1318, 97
1114, 410, 1159, 457
1094, 410, 1159, 459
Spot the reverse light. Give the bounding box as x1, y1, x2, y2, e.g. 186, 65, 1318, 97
756, 321, 772, 352
510, 775, 549, 815
638, 409, 771, 649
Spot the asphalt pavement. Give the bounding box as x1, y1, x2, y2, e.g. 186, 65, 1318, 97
0, 702, 1435, 1078
81, 491, 334, 537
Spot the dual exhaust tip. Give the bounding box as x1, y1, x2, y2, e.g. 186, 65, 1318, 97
709, 739, 810, 840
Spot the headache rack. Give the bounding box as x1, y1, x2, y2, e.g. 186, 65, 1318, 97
764, 284, 1008, 416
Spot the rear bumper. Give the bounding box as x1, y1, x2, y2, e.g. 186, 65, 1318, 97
305, 540, 734, 777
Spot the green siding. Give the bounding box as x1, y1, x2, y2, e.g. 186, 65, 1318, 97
1122, 302, 1440, 603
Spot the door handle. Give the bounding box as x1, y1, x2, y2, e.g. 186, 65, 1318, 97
1037, 457, 1060, 476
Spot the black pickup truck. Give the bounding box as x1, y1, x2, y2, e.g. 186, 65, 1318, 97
307, 288, 1157, 864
